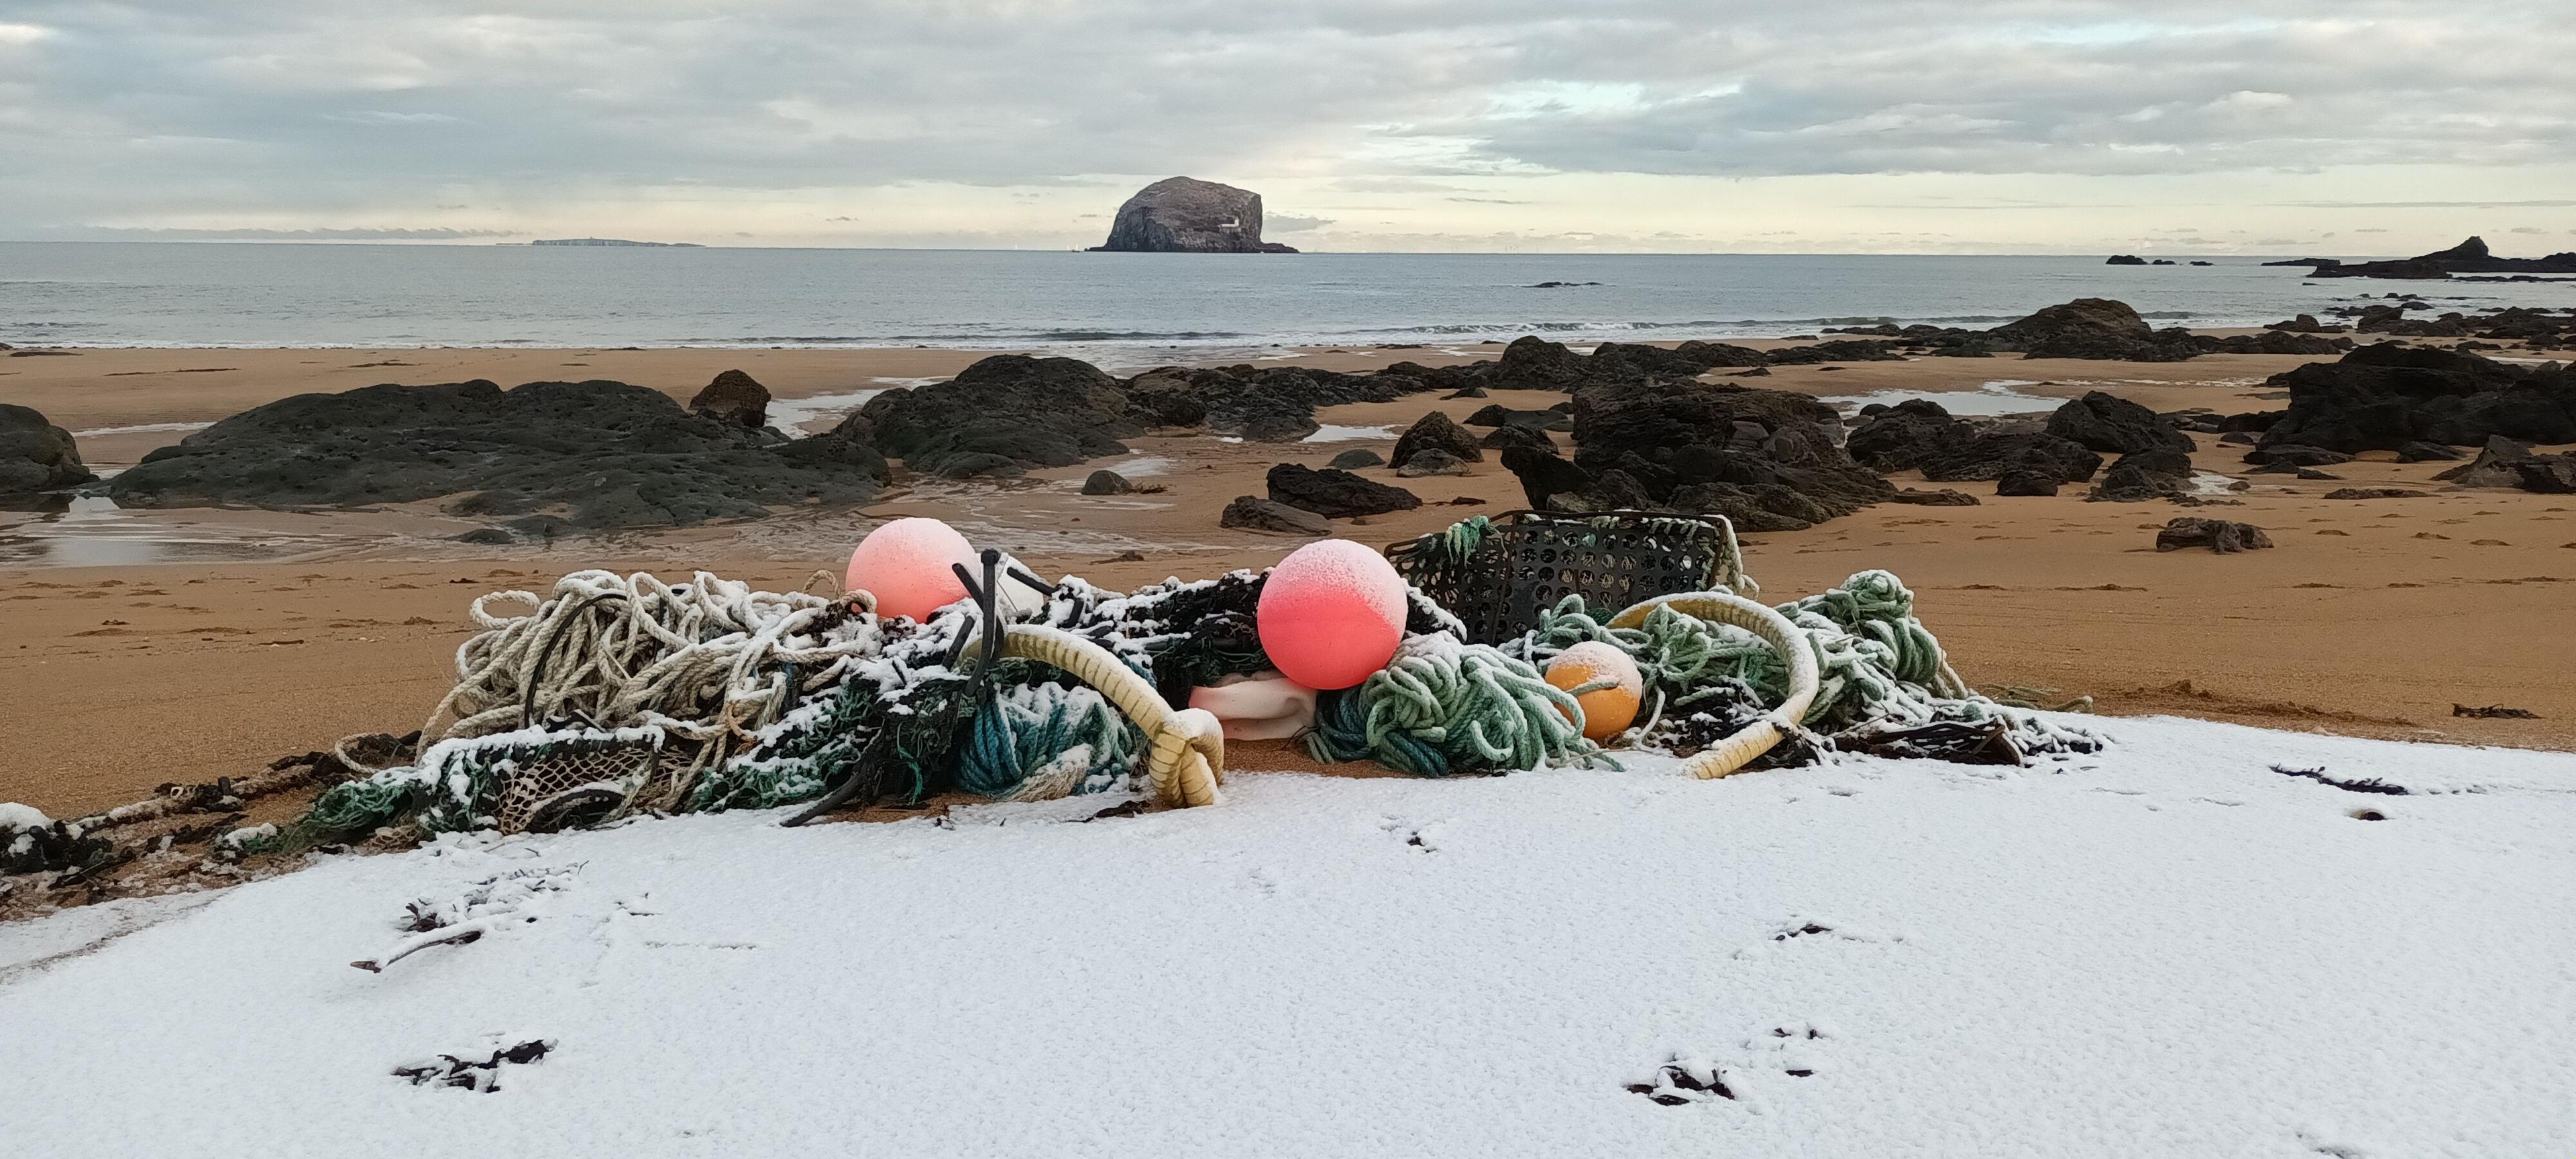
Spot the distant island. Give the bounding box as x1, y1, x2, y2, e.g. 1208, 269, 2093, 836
530, 237, 704, 247
1088, 177, 1297, 254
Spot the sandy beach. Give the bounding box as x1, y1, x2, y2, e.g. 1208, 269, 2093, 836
5, 339, 2574, 820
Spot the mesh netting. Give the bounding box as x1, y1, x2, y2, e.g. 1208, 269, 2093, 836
1387, 511, 1755, 645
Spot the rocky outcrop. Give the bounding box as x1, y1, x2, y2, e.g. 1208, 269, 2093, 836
1538, 378, 1892, 531
1389, 412, 1483, 469
109, 380, 885, 533
862, 355, 1139, 476
0, 404, 96, 494
2157, 518, 2273, 553
2254, 345, 2576, 453
1844, 399, 1972, 474
2088, 448, 2194, 502
1221, 495, 1332, 535
2433, 437, 2576, 494
2045, 391, 2194, 455
1921, 433, 2102, 490
1091, 177, 1297, 254
688, 370, 770, 429
1395, 449, 1472, 478
1327, 448, 1385, 470
1265, 463, 1420, 518
2314, 236, 2576, 280
2105, 255, 2147, 266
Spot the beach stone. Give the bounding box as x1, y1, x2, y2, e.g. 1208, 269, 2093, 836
2241, 444, 2353, 467
1994, 470, 2061, 497
1081, 470, 1137, 496
2157, 518, 2273, 553
1265, 463, 1420, 518
1442, 386, 1488, 399
1845, 398, 1972, 473
863, 354, 1138, 470
2434, 437, 2576, 493
1890, 488, 1980, 506
1489, 336, 1591, 390
2088, 448, 2194, 502
2322, 488, 2429, 500
0, 403, 96, 494
2046, 391, 2194, 455
2396, 441, 2464, 462
2257, 345, 2576, 453
1395, 449, 1472, 478
1564, 377, 1890, 529
1389, 411, 1484, 468
1220, 495, 1332, 535
1093, 176, 1296, 254
1479, 424, 1555, 453
1327, 448, 1385, 470
2218, 432, 2258, 445
1921, 432, 2103, 486
109, 380, 886, 530
1762, 339, 1904, 365
688, 369, 770, 429
1498, 445, 1596, 510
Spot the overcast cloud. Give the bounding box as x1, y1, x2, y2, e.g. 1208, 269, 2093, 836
1, 1, 2570, 252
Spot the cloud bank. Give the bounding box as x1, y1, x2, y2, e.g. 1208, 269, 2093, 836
0, 1, 2569, 251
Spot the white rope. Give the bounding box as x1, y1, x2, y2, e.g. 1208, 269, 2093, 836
425, 569, 885, 749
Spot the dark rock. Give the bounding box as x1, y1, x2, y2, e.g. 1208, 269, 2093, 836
1326, 448, 1385, 470
1265, 463, 1420, 518
2434, 436, 2576, 494
1389, 412, 1484, 468
2105, 255, 2147, 266
2294, 468, 2343, 481
109, 380, 883, 530
1081, 470, 1137, 495
1395, 449, 1473, 478
1490, 336, 1591, 390
1890, 488, 1980, 506
2088, 447, 2194, 502
1995, 471, 2061, 497
1845, 399, 1972, 473
1220, 495, 1332, 535
1762, 340, 1902, 365
2322, 488, 2428, 500
1992, 297, 2152, 342
688, 369, 770, 429
1093, 176, 1297, 254
2395, 440, 2463, 462
1921, 433, 2102, 486
2265, 314, 2335, 333
2241, 445, 2353, 467
2045, 391, 2194, 455
0, 403, 97, 494
1565, 378, 1890, 529
863, 355, 1136, 471
2157, 518, 2273, 553
1727, 366, 1773, 377
2257, 345, 2576, 453
1462, 404, 1570, 431
2218, 432, 2258, 445
1479, 424, 1557, 454
1499, 445, 1596, 510
2314, 235, 2576, 280
1442, 386, 1489, 399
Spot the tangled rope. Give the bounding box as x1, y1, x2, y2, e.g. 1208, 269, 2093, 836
426, 569, 883, 749
1305, 634, 1606, 777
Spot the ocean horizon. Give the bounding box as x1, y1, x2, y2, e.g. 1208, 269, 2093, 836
5, 243, 2568, 368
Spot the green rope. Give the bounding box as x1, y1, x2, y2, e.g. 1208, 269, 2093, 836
1304, 634, 1610, 776
956, 664, 1141, 799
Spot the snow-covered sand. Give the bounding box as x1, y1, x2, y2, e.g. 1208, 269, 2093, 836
5, 715, 2572, 1157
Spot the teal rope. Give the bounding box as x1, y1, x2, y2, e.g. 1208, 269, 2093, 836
1303, 635, 1609, 777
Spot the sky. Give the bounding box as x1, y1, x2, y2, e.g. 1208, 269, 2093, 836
1, 1, 2572, 254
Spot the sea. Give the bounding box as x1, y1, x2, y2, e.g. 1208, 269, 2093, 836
7, 243, 2570, 370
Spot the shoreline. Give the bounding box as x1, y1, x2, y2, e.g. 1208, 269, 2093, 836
5, 337, 2576, 819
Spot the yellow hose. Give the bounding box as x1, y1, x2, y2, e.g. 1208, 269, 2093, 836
961, 624, 1226, 808
1607, 592, 1821, 780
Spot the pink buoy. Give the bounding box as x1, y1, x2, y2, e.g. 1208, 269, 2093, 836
1256, 539, 1407, 690
845, 517, 976, 621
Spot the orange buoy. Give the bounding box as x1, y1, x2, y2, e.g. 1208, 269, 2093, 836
1544, 641, 1644, 741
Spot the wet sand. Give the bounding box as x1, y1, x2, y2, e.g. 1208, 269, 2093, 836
5, 341, 2575, 817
